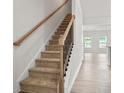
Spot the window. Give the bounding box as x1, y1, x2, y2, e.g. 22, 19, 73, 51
99, 36, 107, 48
84, 37, 92, 48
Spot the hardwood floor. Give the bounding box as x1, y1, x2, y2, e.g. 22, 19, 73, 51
71, 53, 111, 93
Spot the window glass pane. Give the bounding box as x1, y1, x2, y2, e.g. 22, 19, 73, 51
99, 36, 107, 48
84, 37, 92, 48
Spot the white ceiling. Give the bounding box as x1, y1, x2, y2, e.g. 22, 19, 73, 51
83, 24, 111, 31
80, 0, 111, 24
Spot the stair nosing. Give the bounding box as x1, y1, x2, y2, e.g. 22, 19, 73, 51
29, 67, 60, 74
21, 77, 57, 89
42, 51, 60, 54
36, 58, 60, 62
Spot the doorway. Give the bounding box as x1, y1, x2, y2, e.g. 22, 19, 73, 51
83, 30, 110, 53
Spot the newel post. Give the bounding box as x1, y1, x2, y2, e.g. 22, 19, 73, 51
59, 35, 64, 93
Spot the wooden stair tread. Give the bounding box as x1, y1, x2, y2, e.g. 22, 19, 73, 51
49, 44, 59, 45
46, 45, 60, 47
19, 91, 30, 93
19, 91, 34, 93
43, 51, 60, 54
21, 77, 57, 89
47, 45, 60, 46
53, 34, 61, 36
37, 58, 60, 62
50, 39, 59, 41
29, 67, 59, 74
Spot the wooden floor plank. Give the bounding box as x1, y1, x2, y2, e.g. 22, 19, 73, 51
71, 53, 111, 93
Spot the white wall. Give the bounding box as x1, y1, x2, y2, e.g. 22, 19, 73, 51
64, 0, 84, 93
84, 16, 111, 25
13, 0, 71, 93
80, 0, 111, 53
80, 0, 111, 25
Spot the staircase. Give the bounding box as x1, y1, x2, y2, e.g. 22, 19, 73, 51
19, 14, 74, 93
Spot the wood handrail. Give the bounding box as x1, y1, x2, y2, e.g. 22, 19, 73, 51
59, 15, 75, 46
13, 0, 69, 46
